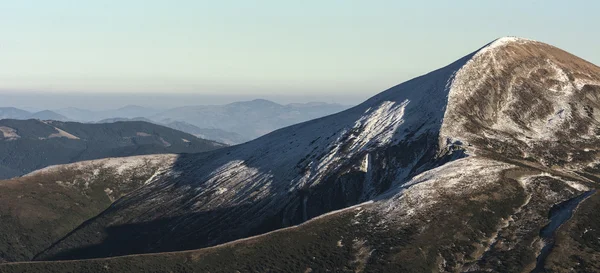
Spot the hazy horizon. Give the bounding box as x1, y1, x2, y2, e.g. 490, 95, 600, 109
2, 0, 599, 107
0, 92, 363, 112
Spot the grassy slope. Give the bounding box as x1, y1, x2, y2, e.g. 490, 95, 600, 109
545, 192, 600, 272
0, 158, 166, 263
0, 163, 539, 273
0, 207, 412, 273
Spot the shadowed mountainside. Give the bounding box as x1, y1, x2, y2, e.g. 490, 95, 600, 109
0, 154, 177, 263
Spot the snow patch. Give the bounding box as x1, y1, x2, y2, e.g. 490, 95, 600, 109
159, 137, 171, 147
529, 172, 590, 192
573, 78, 600, 90
26, 154, 178, 177
0, 126, 20, 140
143, 169, 162, 185
310, 201, 374, 222
478, 37, 534, 56
547, 60, 571, 86
48, 127, 80, 139
190, 160, 272, 208
295, 100, 409, 190
350, 100, 408, 150
564, 180, 590, 192
359, 153, 370, 173
382, 158, 511, 218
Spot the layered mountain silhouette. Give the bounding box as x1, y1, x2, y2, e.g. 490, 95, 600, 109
7, 100, 350, 144
1, 37, 599, 272
0, 119, 224, 179
94, 118, 248, 145
0, 107, 32, 120
134, 100, 351, 140
0, 108, 69, 121
27, 110, 70, 121
161, 121, 248, 145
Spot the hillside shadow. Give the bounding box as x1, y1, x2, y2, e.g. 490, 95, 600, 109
44, 201, 277, 260
43, 154, 379, 261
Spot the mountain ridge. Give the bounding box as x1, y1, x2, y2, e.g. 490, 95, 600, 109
28, 110, 69, 121
0, 107, 32, 120
0, 119, 224, 179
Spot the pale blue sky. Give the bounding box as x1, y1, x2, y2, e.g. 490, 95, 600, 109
0, 0, 598, 104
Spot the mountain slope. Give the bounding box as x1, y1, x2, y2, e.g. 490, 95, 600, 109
0, 107, 31, 120
54, 107, 98, 122
96, 117, 155, 124
0, 155, 177, 263
94, 118, 248, 145
111, 105, 161, 119
28, 110, 69, 121
3, 158, 593, 273
0, 120, 224, 179
4, 37, 600, 272
162, 121, 248, 145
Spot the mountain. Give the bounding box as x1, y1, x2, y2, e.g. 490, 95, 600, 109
54, 107, 99, 121
0, 119, 224, 179
0, 107, 31, 120
162, 121, 248, 145
28, 110, 70, 121
111, 105, 161, 119
2, 37, 600, 272
96, 117, 155, 124
0, 109, 72, 122
150, 99, 351, 138
94, 118, 247, 144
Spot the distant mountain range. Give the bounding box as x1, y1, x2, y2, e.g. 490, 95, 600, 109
0, 119, 224, 180
1, 100, 351, 144
28, 110, 69, 121
91, 118, 245, 145
0, 108, 69, 121
161, 121, 248, 145
149, 99, 351, 139
0, 107, 31, 120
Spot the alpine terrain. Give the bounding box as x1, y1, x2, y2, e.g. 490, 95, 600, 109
1, 37, 600, 272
